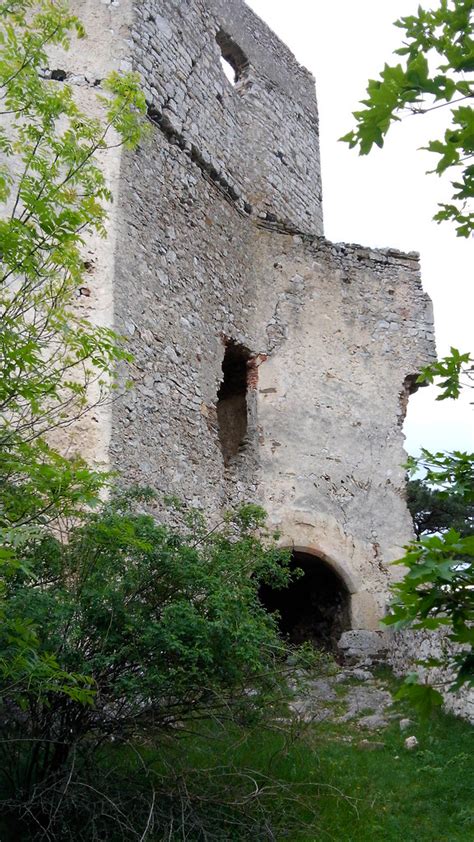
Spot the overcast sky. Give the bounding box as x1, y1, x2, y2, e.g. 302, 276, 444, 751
247, 0, 473, 457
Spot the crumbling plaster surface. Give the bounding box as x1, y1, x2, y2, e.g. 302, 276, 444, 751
42, 0, 135, 471
252, 233, 434, 628
110, 124, 434, 628
51, 85, 122, 473
253, 233, 434, 610
48, 0, 134, 82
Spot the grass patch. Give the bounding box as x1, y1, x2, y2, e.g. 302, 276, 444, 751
4, 670, 470, 840
305, 710, 473, 841
95, 672, 473, 840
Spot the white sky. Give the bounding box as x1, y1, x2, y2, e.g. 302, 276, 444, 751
247, 0, 473, 457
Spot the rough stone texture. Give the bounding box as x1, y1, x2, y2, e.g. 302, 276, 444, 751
351, 668, 373, 682
338, 631, 390, 663
358, 714, 389, 731
132, 0, 323, 233
389, 630, 474, 723
49, 0, 459, 703
290, 664, 395, 727
337, 685, 393, 725
109, 149, 434, 625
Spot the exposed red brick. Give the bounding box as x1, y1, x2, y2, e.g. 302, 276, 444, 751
247, 353, 267, 389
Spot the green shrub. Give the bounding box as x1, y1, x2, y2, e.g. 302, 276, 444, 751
0, 493, 311, 837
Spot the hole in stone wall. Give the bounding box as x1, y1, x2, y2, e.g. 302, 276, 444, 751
50, 69, 67, 81
216, 29, 249, 86
259, 551, 351, 651
216, 340, 250, 465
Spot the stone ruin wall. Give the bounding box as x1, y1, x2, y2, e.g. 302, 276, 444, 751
110, 0, 434, 631
49, 0, 456, 677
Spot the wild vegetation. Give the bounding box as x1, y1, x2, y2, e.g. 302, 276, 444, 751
345, 0, 474, 705
0, 0, 144, 756
1, 0, 472, 838
1, 488, 320, 837
407, 476, 474, 539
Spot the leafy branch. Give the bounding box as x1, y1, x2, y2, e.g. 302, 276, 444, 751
341, 0, 474, 235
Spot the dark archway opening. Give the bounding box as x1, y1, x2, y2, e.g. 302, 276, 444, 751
216, 341, 250, 465
259, 551, 351, 651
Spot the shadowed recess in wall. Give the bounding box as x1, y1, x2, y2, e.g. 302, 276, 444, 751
259, 551, 351, 651
398, 372, 421, 426
216, 341, 250, 465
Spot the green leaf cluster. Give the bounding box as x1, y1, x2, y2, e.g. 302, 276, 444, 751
417, 347, 473, 400
391, 347, 474, 706
0, 0, 147, 527
342, 0, 474, 235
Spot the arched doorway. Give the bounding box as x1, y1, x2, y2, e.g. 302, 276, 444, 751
259, 550, 351, 650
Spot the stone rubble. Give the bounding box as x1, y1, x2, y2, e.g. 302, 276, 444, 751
290, 663, 395, 730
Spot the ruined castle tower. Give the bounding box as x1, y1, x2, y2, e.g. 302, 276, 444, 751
57, 0, 435, 644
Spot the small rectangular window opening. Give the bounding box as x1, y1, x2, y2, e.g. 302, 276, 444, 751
216, 341, 250, 465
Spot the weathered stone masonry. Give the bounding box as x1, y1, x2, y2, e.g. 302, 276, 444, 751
55, 0, 435, 635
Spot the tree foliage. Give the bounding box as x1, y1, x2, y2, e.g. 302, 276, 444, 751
0, 0, 148, 744
342, 0, 474, 236
417, 347, 474, 402
407, 349, 474, 515
0, 494, 311, 838
385, 529, 474, 680
0, 9, 315, 838
406, 349, 474, 539
343, 0, 474, 709
384, 350, 474, 705
407, 477, 474, 538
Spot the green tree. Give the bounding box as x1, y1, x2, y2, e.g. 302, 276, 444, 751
0, 0, 147, 718
342, 0, 474, 236
343, 0, 474, 707
407, 477, 474, 538
385, 351, 474, 705
0, 0, 147, 533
